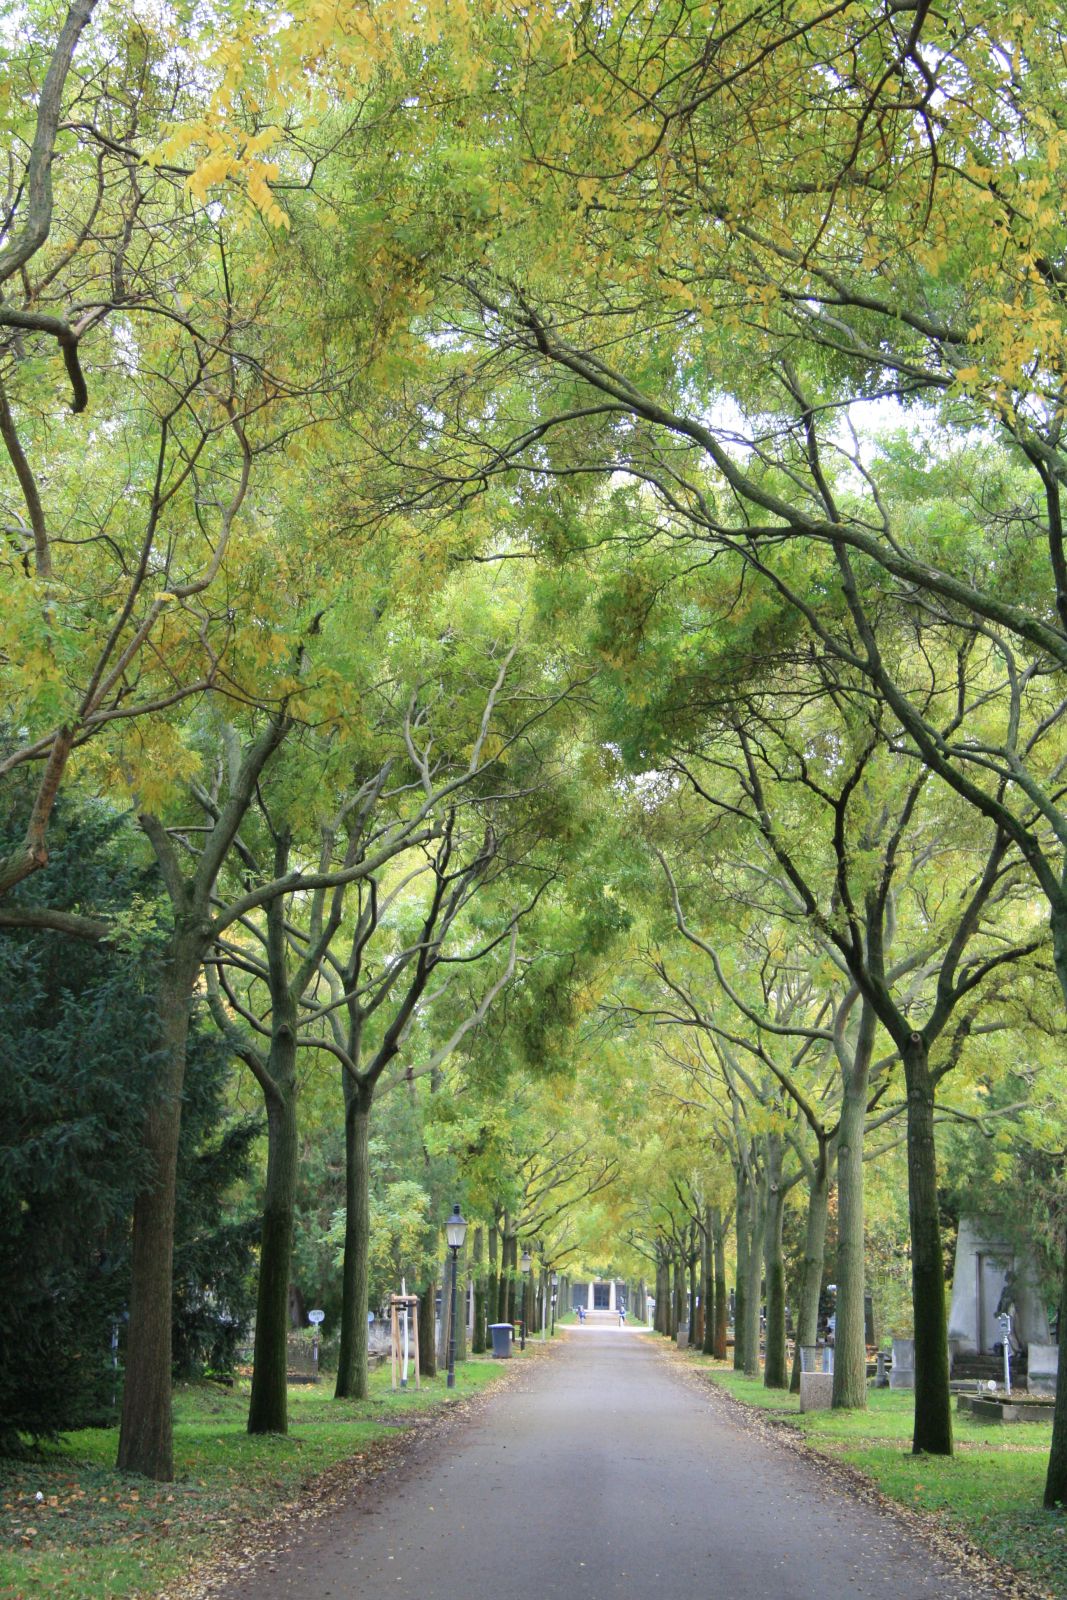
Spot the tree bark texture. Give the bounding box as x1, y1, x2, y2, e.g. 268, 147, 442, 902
487, 1223, 499, 1340
437, 1251, 452, 1367
116, 940, 200, 1479
1045, 1218, 1067, 1506
673, 1251, 685, 1338
832, 1077, 869, 1410
713, 1213, 729, 1360
700, 1205, 713, 1355
472, 1227, 486, 1354
903, 1035, 952, 1455
790, 1154, 829, 1393
655, 1254, 670, 1335
734, 1170, 751, 1371
1044, 912, 1067, 1502
763, 1137, 787, 1389
418, 1275, 437, 1377
744, 1182, 765, 1379
455, 1237, 468, 1362
246, 1059, 298, 1434
335, 1079, 372, 1400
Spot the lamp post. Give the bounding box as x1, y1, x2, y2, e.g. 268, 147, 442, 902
445, 1204, 467, 1390
520, 1248, 531, 1350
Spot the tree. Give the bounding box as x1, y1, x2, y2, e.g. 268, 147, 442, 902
0, 796, 258, 1449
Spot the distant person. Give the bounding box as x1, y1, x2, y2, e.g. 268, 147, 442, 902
577, 1305, 585, 1323
618, 1307, 626, 1326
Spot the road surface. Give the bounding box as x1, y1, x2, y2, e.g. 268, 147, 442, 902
212, 1323, 1004, 1600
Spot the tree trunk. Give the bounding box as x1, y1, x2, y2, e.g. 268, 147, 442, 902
418, 1274, 437, 1377
487, 1222, 499, 1340
117, 938, 200, 1480
455, 1236, 468, 1362
833, 1073, 869, 1410
734, 1169, 751, 1371
1045, 1215, 1067, 1505
1044, 911, 1067, 1503
247, 1058, 298, 1433
744, 1181, 765, 1379
688, 1227, 698, 1346
903, 1033, 952, 1455
713, 1213, 728, 1360
673, 1250, 685, 1337
700, 1205, 713, 1355
472, 1227, 486, 1354
498, 1221, 512, 1322
655, 1253, 669, 1335
335, 1077, 373, 1400
763, 1137, 787, 1389
790, 1152, 829, 1393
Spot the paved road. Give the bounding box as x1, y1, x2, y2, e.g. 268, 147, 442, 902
215, 1325, 1000, 1600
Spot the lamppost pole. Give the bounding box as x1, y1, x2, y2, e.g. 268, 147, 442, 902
445, 1204, 467, 1390
520, 1249, 531, 1351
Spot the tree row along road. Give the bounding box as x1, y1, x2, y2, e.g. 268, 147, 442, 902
212, 1329, 997, 1600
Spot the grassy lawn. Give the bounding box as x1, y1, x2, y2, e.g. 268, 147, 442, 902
688, 1356, 1067, 1596
0, 1356, 513, 1600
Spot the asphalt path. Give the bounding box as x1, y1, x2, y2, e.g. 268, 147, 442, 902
213, 1324, 1004, 1600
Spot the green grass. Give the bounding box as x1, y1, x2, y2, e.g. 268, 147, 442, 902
686, 1355, 1067, 1596
0, 1357, 512, 1600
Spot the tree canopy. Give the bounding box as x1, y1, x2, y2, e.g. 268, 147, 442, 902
4, 0, 1067, 1511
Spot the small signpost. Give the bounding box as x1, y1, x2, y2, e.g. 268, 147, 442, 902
389, 1290, 420, 1391
309, 1309, 325, 1379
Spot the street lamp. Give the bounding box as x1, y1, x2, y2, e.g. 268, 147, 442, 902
445, 1204, 467, 1390
519, 1248, 531, 1350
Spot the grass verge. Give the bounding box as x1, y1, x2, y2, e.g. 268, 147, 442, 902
682, 1353, 1066, 1597
0, 1356, 514, 1600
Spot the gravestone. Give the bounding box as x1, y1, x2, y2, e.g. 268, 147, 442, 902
1028, 1343, 1059, 1395
890, 1337, 915, 1389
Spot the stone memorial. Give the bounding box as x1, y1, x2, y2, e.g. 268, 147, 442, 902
890, 1336, 914, 1389
947, 1218, 1049, 1361
1028, 1343, 1059, 1395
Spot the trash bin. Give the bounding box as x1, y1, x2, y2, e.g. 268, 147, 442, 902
489, 1322, 513, 1359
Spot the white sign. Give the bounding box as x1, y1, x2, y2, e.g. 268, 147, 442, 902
308, 1309, 325, 1325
